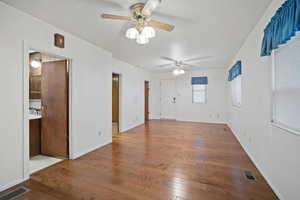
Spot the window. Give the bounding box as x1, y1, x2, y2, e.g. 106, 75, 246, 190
272, 34, 300, 134
231, 76, 242, 107
193, 84, 207, 104
228, 61, 242, 107
191, 77, 208, 104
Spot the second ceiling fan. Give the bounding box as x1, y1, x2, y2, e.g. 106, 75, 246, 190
101, 0, 175, 44
157, 56, 213, 75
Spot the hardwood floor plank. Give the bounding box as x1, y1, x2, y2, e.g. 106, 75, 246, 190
6, 120, 277, 200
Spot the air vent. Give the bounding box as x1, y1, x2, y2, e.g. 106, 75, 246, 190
244, 171, 256, 181
0, 187, 29, 200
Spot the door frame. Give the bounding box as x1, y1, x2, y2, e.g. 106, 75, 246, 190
22, 41, 73, 181
144, 81, 150, 121
112, 73, 120, 132
112, 72, 122, 133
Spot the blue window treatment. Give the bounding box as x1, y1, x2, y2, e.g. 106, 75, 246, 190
261, 0, 300, 57
228, 61, 242, 81
191, 77, 208, 85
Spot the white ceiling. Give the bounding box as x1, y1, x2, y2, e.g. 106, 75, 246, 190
1, 0, 272, 71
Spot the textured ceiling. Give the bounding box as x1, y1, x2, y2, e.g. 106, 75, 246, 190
1, 0, 272, 71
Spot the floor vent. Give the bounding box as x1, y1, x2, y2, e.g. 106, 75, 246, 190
0, 187, 30, 200
244, 171, 256, 181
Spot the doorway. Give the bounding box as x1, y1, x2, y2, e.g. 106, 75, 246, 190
28, 51, 69, 174
112, 73, 120, 134
145, 81, 150, 122
160, 79, 177, 120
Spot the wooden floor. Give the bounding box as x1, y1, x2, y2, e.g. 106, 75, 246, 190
11, 120, 277, 200
112, 122, 119, 135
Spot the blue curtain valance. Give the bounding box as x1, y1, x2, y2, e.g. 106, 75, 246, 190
191, 77, 208, 85
228, 61, 242, 81
261, 0, 300, 56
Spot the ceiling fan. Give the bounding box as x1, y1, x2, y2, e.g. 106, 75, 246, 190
101, 0, 175, 44
156, 56, 213, 75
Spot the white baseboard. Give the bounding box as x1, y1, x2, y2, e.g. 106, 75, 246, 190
176, 118, 227, 124
0, 177, 28, 192
120, 122, 144, 133
72, 140, 112, 159
227, 123, 283, 200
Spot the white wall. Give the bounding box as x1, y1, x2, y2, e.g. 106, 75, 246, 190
152, 69, 228, 124
112, 59, 151, 132
228, 0, 300, 199
0, 2, 151, 191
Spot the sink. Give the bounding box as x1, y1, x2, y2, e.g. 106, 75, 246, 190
29, 113, 42, 120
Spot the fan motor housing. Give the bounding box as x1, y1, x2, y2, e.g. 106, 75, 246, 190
130, 3, 146, 20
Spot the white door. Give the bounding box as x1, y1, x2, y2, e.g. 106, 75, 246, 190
160, 79, 177, 119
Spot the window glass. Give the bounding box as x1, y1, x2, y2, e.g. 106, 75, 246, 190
273, 35, 300, 132
193, 85, 207, 104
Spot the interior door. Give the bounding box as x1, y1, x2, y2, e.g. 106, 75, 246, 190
41, 60, 68, 158
160, 79, 177, 120
112, 74, 119, 123
145, 81, 150, 121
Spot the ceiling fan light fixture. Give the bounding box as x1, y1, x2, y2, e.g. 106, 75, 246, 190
173, 69, 185, 76
141, 26, 156, 38
126, 27, 139, 39
136, 34, 149, 45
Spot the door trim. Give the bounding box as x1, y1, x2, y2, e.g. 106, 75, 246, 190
112, 72, 122, 133
144, 81, 150, 122
112, 73, 120, 133
22, 41, 73, 180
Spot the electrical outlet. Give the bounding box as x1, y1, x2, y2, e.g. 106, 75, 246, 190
98, 131, 102, 136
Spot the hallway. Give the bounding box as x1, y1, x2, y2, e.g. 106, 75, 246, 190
13, 120, 277, 200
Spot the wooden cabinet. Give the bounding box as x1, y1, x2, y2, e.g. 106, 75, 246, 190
30, 119, 41, 157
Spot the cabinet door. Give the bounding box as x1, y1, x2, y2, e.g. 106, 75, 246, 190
30, 119, 41, 157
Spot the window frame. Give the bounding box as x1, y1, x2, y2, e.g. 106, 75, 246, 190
271, 45, 300, 136
192, 84, 207, 104
230, 75, 242, 108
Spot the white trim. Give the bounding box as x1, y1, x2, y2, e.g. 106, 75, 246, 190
0, 178, 29, 192
227, 123, 283, 200
271, 122, 300, 137
270, 47, 300, 137
22, 41, 74, 181
120, 122, 145, 133
112, 72, 122, 134
72, 140, 112, 159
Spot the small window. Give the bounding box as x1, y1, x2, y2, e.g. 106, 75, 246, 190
193, 84, 207, 104
272, 34, 300, 134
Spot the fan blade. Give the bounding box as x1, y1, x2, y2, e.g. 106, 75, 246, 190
181, 63, 198, 68
101, 14, 132, 21
142, 0, 162, 16
149, 20, 175, 32
161, 57, 177, 62
183, 56, 213, 63
156, 63, 173, 68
